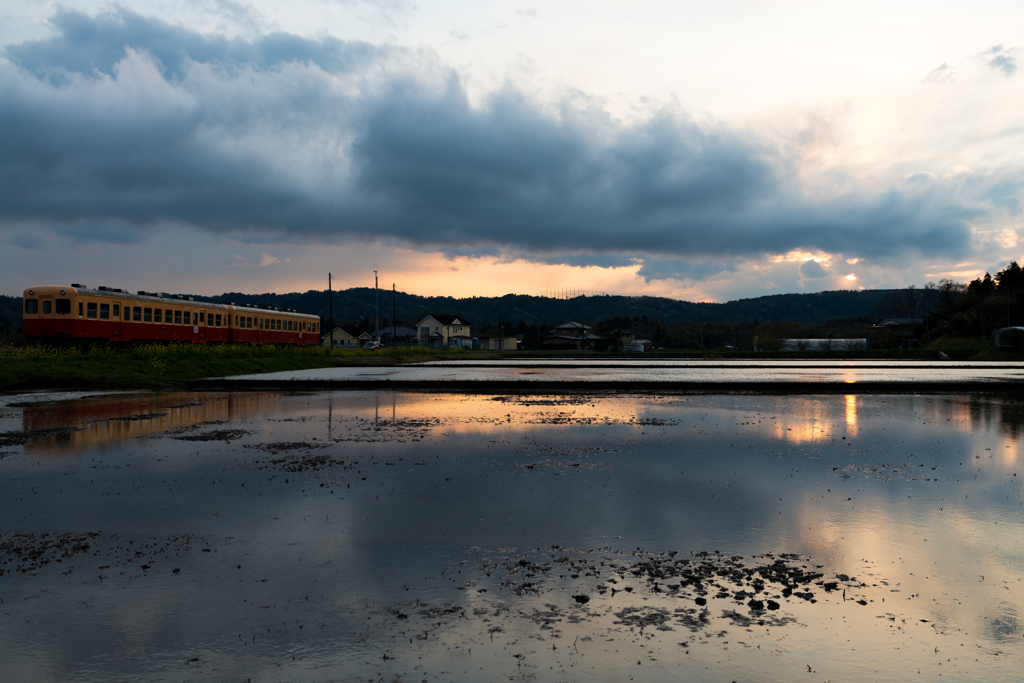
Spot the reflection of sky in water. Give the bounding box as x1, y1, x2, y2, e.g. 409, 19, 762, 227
0, 391, 1021, 681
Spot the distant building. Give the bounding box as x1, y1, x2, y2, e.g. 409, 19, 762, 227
416, 315, 472, 348
543, 321, 602, 350
871, 317, 923, 348
321, 327, 359, 348
476, 336, 519, 351
372, 325, 418, 347
624, 339, 652, 352
994, 327, 1024, 347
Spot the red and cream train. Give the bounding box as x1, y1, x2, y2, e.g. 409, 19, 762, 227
22, 284, 320, 345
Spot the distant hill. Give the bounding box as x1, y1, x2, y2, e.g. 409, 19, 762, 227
0, 287, 899, 332
194, 288, 898, 328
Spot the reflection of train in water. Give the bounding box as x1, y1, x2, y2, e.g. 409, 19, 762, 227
22, 284, 320, 345
19, 393, 271, 456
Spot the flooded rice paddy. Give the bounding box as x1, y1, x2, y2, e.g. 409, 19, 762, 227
226, 360, 1024, 384
0, 388, 1022, 681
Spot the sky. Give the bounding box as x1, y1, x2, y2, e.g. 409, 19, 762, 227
2, 0, 1024, 302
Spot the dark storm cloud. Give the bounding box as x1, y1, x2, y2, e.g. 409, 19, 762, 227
0, 9, 988, 275
635, 259, 737, 283
3, 8, 387, 80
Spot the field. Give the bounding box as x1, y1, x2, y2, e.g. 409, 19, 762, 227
0, 343, 498, 392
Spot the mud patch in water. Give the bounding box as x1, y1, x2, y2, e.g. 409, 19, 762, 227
0, 532, 209, 577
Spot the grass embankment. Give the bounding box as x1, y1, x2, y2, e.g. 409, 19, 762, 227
0, 344, 497, 392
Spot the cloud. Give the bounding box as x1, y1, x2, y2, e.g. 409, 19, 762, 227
516, 8, 539, 23
923, 62, 955, 84
983, 45, 1017, 78
0, 9, 994, 282
3, 8, 389, 80
223, 251, 284, 267
799, 259, 828, 279
635, 259, 737, 283
8, 232, 44, 249
184, 0, 268, 34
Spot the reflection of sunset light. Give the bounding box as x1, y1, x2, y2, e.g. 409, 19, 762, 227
845, 274, 857, 281
845, 395, 857, 436
843, 372, 857, 384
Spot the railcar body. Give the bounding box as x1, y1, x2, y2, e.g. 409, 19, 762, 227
21, 285, 320, 345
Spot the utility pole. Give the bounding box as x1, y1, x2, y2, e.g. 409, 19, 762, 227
498, 303, 502, 351
327, 273, 333, 353
981, 298, 985, 343
393, 283, 397, 347
374, 265, 379, 343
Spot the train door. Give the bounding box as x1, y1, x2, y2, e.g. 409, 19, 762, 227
112, 302, 122, 342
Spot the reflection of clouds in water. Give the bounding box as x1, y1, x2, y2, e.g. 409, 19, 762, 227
3, 390, 1023, 680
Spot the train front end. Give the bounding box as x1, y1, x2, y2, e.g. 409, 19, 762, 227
22, 286, 80, 341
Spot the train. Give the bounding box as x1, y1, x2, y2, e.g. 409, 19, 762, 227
21, 284, 321, 345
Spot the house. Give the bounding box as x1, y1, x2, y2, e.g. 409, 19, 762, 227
624, 339, 652, 352
372, 325, 418, 347
321, 327, 359, 348
871, 317, 923, 348
543, 321, 602, 350
476, 336, 519, 351
416, 315, 473, 348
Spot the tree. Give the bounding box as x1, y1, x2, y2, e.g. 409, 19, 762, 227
995, 261, 1024, 291
968, 273, 996, 297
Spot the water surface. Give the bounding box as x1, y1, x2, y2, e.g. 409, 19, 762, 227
224, 359, 1024, 383
0, 389, 1021, 681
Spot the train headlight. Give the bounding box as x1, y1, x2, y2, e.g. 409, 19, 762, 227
60, 289, 66, 295
28, 290, 33, 295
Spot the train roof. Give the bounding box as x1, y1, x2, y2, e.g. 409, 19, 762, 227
23, 285, 319, 319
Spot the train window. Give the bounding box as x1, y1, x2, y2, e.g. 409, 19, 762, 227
42, 301, 52, 314
24, 299, 38, 314
79, 301, 84, 317
87, 302, 98, 319
215, 314, 221, 327
100, 303, 109, 320
247, 316, 253, 329
133, 307, 141, 321
57, 299, 71, 314
173, 310, 181, 325
199, 312, 205, 324
144, 308, 152, 322
154, 309, 162, 323
113, 304, 119, 318
192, 312, 197, 325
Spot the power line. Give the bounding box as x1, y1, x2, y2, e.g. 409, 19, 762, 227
331, 276, 371, 288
